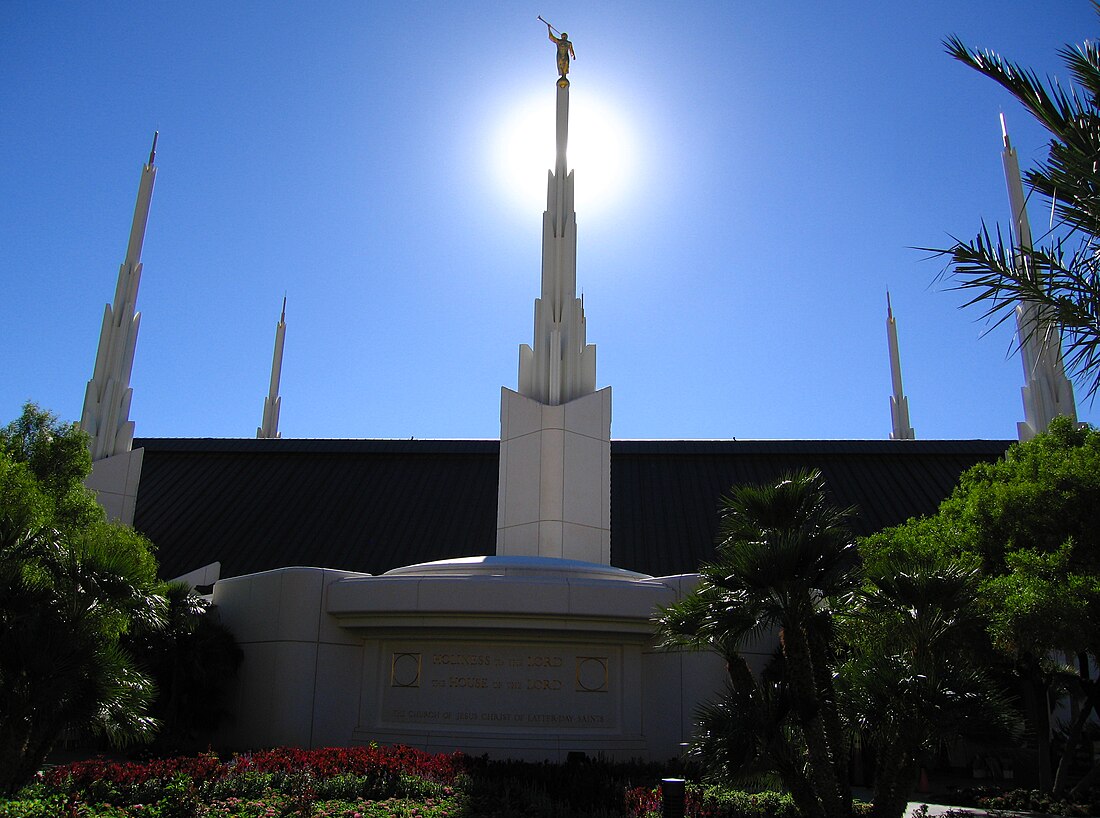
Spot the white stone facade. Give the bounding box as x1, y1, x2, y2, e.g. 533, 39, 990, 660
496, 387, 611, 564
497, 74, 611, 564
212, 561, 732, 761
84, 447, 144, 526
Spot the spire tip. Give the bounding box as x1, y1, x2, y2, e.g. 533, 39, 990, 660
148, 131, 159, 166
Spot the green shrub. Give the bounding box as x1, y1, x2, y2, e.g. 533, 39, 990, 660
972, 786, 1100, 816
199, 770, 273, 800
150, 774, 201, 818
0, 795, 77, 818
695, 786, 800, 818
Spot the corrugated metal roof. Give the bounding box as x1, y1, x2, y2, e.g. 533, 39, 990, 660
131, 437, 1012, 581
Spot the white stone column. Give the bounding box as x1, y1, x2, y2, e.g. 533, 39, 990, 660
497, 386, 610, 563
1000, 115, 1077, 440
886, 293, 915, 440
80, 134, 158, 524
258, 296, 287, 439
497, 71, 611, 564
80, 134, 157, 461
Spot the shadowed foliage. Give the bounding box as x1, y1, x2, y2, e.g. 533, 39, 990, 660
659, 468, 1021, 818
658, 469, 859, 818
0, 404, 165, 795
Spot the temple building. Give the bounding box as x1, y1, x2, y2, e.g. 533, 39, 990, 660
73, 41, 1068, 758
80, 115, 1016, 590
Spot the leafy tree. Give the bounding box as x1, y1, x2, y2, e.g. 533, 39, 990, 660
862, 417, 1100, 793
947, 417, 1100, 793
0, 404, 97, 530
931, 9, 1100, 397
0, 404, 166, 795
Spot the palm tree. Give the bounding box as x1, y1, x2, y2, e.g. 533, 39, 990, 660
931, 11, 1100, 398
124, 581, 243, 753
657, 469, 859, 818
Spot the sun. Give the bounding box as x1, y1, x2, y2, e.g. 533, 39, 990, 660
492, 89, 635, 217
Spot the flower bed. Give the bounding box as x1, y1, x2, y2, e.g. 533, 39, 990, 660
958, 785, 1100, 817
5, 746, 466, 818
2, 746, 813, 818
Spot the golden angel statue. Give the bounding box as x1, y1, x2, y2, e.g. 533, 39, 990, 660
539, 17, 575, 82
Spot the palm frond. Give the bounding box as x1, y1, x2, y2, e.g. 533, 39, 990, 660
935, 23, 1100, 402
944, 35, 1088, 139
1059, 40, 1100, 116
925, 223, 1100, 398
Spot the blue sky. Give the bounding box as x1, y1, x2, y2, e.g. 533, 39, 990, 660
2, 1, 1097, 441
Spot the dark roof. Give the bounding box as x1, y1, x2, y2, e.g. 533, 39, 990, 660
131, 437, 1013, 581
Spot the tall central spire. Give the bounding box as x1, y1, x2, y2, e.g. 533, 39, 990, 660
517, 41, 596, 406
497, 31, 611, 565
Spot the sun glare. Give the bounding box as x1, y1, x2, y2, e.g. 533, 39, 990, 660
493, 89, 635, 217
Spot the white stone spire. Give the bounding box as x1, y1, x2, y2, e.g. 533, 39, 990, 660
497, 41, 611, 565
517, 79, 597, 406
80, 133, 158, 461
1000, 114, 1077, 440
257, 296, 287, 439
886, 292, 915, 440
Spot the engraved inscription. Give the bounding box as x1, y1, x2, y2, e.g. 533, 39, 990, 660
432, 653, 491, 666
378, 641, 619, 730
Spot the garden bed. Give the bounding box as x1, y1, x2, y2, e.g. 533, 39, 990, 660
0, 745, 806, 818
11, 745, 1091, 818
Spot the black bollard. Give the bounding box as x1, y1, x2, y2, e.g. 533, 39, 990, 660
661, 777, 686, 818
